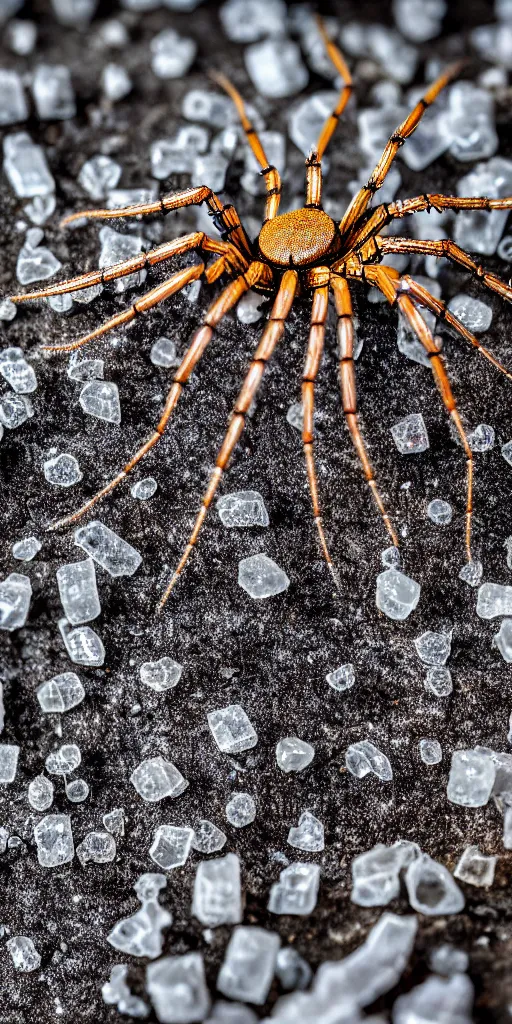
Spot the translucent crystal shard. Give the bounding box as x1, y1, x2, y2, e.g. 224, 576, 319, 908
447, 749, 495, 806
226, 792, 256, 827
217, 926, 280, 1005
24, 193, 55, 225
77, 831, 116, 866
79, 381, 121, 423
286, 401, 303, 431
78, 154, 122, 200
59, 619, 105, 666
217, 491, 269, 528
150, 336, 177, 367
391, 412, 429, 453
44, 452, 83, 487
477, 581, 512, 619
0, 393, 33, 428
37, 671, 85, 712
467, 423, 495, 452
146, 952, 211, 1023
351, 842, 415, 907
430, 944, 469, 976
130, 756, 188, 802
140, 657, 182, 691
346, 740, 393, 781
208, 704, 257, 754
376, 568, 421, 621
205, 1003, 257, 1023
405, 853, 464, 914
414, 630, 451, 666
192, 853, 242, 927
56, 558, 100, 625
102, 964, 149, 1018
238, 553, 290, 599
0, 297, 17, 321
245, 38, 308, 98
0, 572, 31, 630
99, 224, 145, 293
32, 64, 76, 120
454, 845, 496, 887
0, 347, 37, 393
12, 536, 41, 560
0, 743, 19, 783
427, 498, 452, 524
495, 618, 512, 662
455, 157, 512, 255
393, 0, 446, 42
275, 947, 312, 992
425, 665, 453, 696
150, 825, 194, 870
3, 131, 55, 197
108, 873, 172, 959
393, 972, 474, 1024
45, 743, 81, 775
34, 813, 74, 867
16, 227, 62, 285
7, 20, 37, 56
276, 737, 314, 773
419, 738, 442, 764
191, 820, 226, 855
102, 63, 132, 102
28, 774, 54, 811
131, 477, 158, 500
287, 811, 324, 853
326, 663, 355, 692
7, 936, 41, 972
268, 862, 320, 915
103, 807, 125, 836
66, 778, 89, 802
74, 520, 142, 577
68, 356, 104, 381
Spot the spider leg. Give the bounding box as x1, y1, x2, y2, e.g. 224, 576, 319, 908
376, 235, 512, 303
210, 71, 282, 222
339, 61, 465, 239
314, 16, 353, 162
50, 260, 269, 530
366, 265, 474, 563
331, 273, 399, 550
158, 268, 299, 608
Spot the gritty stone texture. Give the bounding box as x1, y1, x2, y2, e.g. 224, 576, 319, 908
1, 2, 512, 1022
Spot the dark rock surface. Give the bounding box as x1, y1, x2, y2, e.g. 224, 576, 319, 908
2, 0, 512, 1020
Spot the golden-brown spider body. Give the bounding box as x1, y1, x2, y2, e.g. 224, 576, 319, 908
8, 20, 512, 609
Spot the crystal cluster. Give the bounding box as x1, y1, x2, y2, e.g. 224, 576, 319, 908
108, 873, 172, 959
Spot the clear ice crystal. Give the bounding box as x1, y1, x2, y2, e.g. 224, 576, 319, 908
0, 70, 28, 126
346, 740, 393, 781
495, 618, 512, 662
0, 743, 19, 783
208, 704, 258, 754
455, 157, 512, 255
101, 63, 132, 102
140, 657, 183, 692
28, 774, 54, 811
287, 811, 324, 853
79, 380, 121, 423
45, 743, 81, 775
0, 572, 32, 630
74, 520, 142, 577
276, 737, 314, 773
427, 498, 452, 525
220, 0, 286, 41
12, 536, 41, 561
447, 749, 495, 806
393, 0, 446, 42
7, 936, 41, 972
32, 64, 76, 120
226, 792, 256, 828
447, 81, 498, 163
150, 336, 177, 367
288, 91, 338, 156
66, 777, 89, 802
326, 662, 355, 692
78, 154, 122, 200
103, 807, 125, 836
56, 558, 100, 625
245, 38, 308, 98
3, 131, 55, 198
37, 671, 85, 713
99, 225, 145, 293
146, 952, 211, 1023
192, 853, 242, 927
376, 568, 421, 621
130, 755, 188, 802
182, 88, 233, 127
430, 944, 469, 976
351, 841, 416, 907
43, 452, 82, 486
454, 845, 497, 887
419, 738, 442, 764
238, 553, 289, 599
150, 28, 197, 79
477, 581, 512, 618
459, 560, 483, 587
150, 825, 194, 870
217, 926, 280, 1005
77, 831, 116, 865
0, 392, 33, 429
131, 477, 158, 500
108, 873, 172, 959
34, 813, 74, 867
393, 973, 474, 1024
448, 293, 493, 333
217, 491, 269, 528
59, 619, 105, 666
467, 422, 495, 452
286, 401, 303, 431
0, 347, 36, 394
16, 229, 61, 285
405, 853, 464, 915
191, 820, 227, 854
382, 545, 401, 568
268, 862, 320, 916
391, 412, 429, 454
414, 629, 451, 666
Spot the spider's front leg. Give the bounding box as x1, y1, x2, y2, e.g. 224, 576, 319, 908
376, 235, 512, 304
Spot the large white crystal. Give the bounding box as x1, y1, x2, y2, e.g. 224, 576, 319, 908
79, 381, 121, 423
37, 671, 85, 712
192, 853, 242, 927
3, 131, 55, 197
7, 936, 41, 972
238, 553, 289, 599
56, 558, 100, 625
268, 863, 320, 915
447, 749, 495, 806
32, 64, 76, 120
346, 740, 393, 781
146, 952, 211, 1023
287, 811, 324, 853
0, 347, 37, 393
376, 568, 420, 621
405, 853, 464, 915
276, 737, 314, 773
108, 873, 172, 959
140, 657, 182, 692
208, 704, 257, 753
0, 743, 19, 783
245, 38, 308, 98
150, 825, 194, 870
217, 926, 280, 1005
34, 813, 74, 867
130, 756, 188, 801
217, 491, 269, 528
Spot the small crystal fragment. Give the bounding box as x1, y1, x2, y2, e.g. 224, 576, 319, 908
276, 737, 314, 773
447, 749, 495, 807
495, 618, 512, 662
68, 357, 104, 382
419, 738, 442, 764
504, 806, 512, 849
28, 774, 54, 811
192, 853, 242, 927
454, 845, 496, 888
217, 491, 269, 528
0, 347, 37, 393
287, 811, 324, 853
45, 743, 81, 775
7, 20, 37, 56
75, 520, 142, 577
78, 154, 122, 200
183, 89, 233, 127
12, 536, 41, 561
448, 293, 493, 333
226, 792, 256, 828
286, 401, 303, 431
238, 553, 289, 599
103, 807, 125, 836
44, 452, 82, 487
217, 926, 280, 1005
0, 573, 32, 630
150, 336, 177, 367
191, 820, 226, 854
376, 568, 421, 621
459, 560, 483, 587
140, 657, 182, 692
0, 744, 19, 783
326, 663, 355, 692
245, 38, 308, 98
0, 69, 28, 126
56, 558, 100, 625
391, 412, 429, 454
208, 704, 257, 754
24, 193, 56, 225
146, 952, 210, 1023
77, 831, 116, 865
351, 841, 417, 907
3, 131, 55, 198
66, 777, 89, 802
109, 873, 172, 959
79, 380, 121, 423
130, 756, 188, 802
381, 545, 401, 568
205, 1003, 257, 1024
150, 825, 194, 870
0, 393, 33, 428
34, 813, 74, 867
0, 298, 17, 321
405, 853, 464, 915
467, 423, 495, 452
430, 944, 469, 976
101, 63, 132, 101
32, 64, 76, 120
237, 290, 265, 324
275, 947, 312, 992
131, 477, 158, 500
427, 498, 452, 525
151, 28, 197, 79
37, 671, 85, 713
425, 665, 453, 696
346, 740, 393, 781
477, 581, 512, 618
268, 862, 320, 916
59, 620, 105, 666
455, 157, 512, 256
7, 936, 41, 972
414, 629, 451, 666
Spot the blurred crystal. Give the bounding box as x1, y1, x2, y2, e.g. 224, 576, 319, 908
0, 393, 33, 428
56, 558, 100, 625
448, 81, 498, 163
495, 618, 512, 661
430, 944, 469, 976
498, 234, 512, 260
79, 380, 121, 423
37, 671, 85, 713
34, 813, 74, 867
192, 152, 229, 192
477, 581, 512, 618
405, 853, 464, 914
66, 777, 89, 802
130, 756, 188, 802
0, 572, 31, 630
191, 820, 226, 854
268, 862, 320, 916
238, 553, 289, 599
108, 186, 157, 211
24, 193, 56, 225
205, 1003, 257, 1024
44, 452, 82, 487
367, 26, 418, 83
448, 294, 493, 337
192, 852, 242, 927
51, 0, 97, 23
351, 841, 416, 907
245, 38, 308, 99
12, 536, 41, 561
7, 19, 37, 55
78, 155, 122, 200
289, 91, 337, 156
286, 401, 303, 431
16, 230, 61, 285
108, 873, 172, 959
504, 806, 512, 848
391, 412, 429, 453
102, 63, 132, 101
241, 131, 285, 196
3, 131, 55, 198
99, 225, 144, 293
326, 663, 355, 692
28, 774, 54, 811
393, 0, 446, 41
217, 926, 280, 1005
346, 740, 392, 781
182, 88, 233, 127
7, 936, 41, 972
0, 743, 19, 783
0, 298, 17, 321
146, 952, 210, 1023
102, 964, 149, 1018
220, 0, 286, 41
0, 69, 28, 127
45, 743, 81, 775
151, 128, 208, 179
454, 845, 496, 887
427, 498, 452, 524
150, 825, 194, 870
226, 792, 256, 827
48, 292, 73, 314
103, 807, 125, 836
208, 704, 257, 753
77, 831, 116, 865
74, 520, 141, 577
414, 630, 451, 666
455, 157, 512, 255
376, 568, 421, 621
32, 65, 76, 120
276, 737, 314, 773
237, 290, 265, 324
447, 749, 495, 806
151, 28, 196, 79
287, 811, 324, 853
131, 477, 158, 500
459, 560, 483, 587
59, 619, 105, 666
275, 947, 312, 992
217, 491, 269, 528
393, 973, 474, 1024
140, 657, 182, 692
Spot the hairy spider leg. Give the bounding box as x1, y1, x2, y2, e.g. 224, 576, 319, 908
210, 71, 282, 223
376, 235, 512, 303
368, 265, 474, 562
159, 268, 299, 608
331, 273, 399, 549
302, 275, 339, 587
339, 61, 465, 240
50, 261, 269, 530
314, 16, 353, 162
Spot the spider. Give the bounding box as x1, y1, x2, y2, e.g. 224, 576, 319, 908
9, 21, 512, 609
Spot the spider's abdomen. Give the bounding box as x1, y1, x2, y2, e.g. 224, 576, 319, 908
257, 207, 339, 268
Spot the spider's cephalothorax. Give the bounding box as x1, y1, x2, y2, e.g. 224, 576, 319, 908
10, 20, 512, 608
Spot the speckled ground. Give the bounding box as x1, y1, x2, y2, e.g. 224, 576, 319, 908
2, 0, 512, 1020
